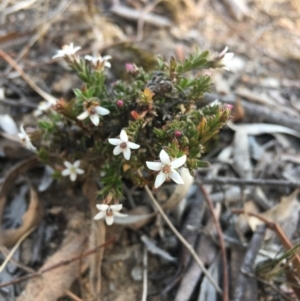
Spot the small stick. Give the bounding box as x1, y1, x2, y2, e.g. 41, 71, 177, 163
65, 290, 83, 301
196, 177, 300, 188
0, 227, 36, 273
0, 49, 57, 103
200, 185, 229, 301
233, 225, 266, 301
139, 171, 222, 294
0, 236, 116, 289
141, 246, 148, 301
231, 209, 300, 299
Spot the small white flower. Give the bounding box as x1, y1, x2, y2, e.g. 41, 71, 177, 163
85, 55, 112, 68
18, 125, 37, 152
108, 130, 140, 160
146, 149, 186, 188
210, 99, 221, 106
61, 160, 84, 182
94, 204, 127, 225
77, 105, 110, 126
53, 43, 81, 59
34, 98, 57, 116
218, 46, 234, 71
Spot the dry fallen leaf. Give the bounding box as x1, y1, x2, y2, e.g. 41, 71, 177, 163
2, 187, 43, 248
221, 0, 250, 21
232, 129, 252, 178
248, 189, 300, 241
227, 120, 300, 139
16, 211, 88, 301
0, 157, 41, 248
235, 201, 260, 236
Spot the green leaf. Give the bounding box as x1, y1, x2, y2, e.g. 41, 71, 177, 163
196, 160, 210, 168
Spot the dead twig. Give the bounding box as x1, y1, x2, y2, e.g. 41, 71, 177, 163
4, 0, 73, 74
233, 225, 266, 301
136, 0, 163, 41
0, 228, 36, 273
0, 98, 37, 108
200, 185, 229, 301
142, 246, 148, 301
110, 4, 171, 28
255, 275, 293, 301
203, 93, 300, 132
231, 209, 300, 299
65, 290, 83, 301
0, 49, 57, 103
139, 170, 222, 295
0, 236, 116, 289
196, 177, 300, 189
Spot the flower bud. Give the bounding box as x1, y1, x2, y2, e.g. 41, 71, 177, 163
174, 130, 182, 138
116, 100, 124, 107
125, 63, 139, 76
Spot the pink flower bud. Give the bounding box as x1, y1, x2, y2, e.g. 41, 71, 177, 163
225, 104, 233, 110
125, 63, 134, 72
116, 100, 124, 107
174, 130, 182, 138
125, 63, 139, 75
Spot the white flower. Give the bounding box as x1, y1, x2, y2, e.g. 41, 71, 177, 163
61, 160, 84, 181
94, 204, 127, 225
210, 99, 221, 106
53, 43, 81, 59
85, 55, 112, 68
77, 105, 110, 126
34, 98, 57, 116
218, 46, 234, 71
146, 149, 186, 188
108, 130, 140, 160
18, 125, 37, 152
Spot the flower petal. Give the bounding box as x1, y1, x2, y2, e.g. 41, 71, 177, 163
95, 106, 110, 116
110, 204, 122, 211
76, 168, 85, 175
108, 138, 121, 146
64, 161, 72, 168
127, 142, 140, 149
113, 212, 127, 217
96, 204, 109, 211
70, 172, 77, 182
224, 53, 234, 61
146, 161, 162, 171
154, 172, 167, 188
104, 61, 111, 68
26, 141, 37, 151
120, 130, 128, 142
18, 133, 26, 140
171, 155, 186, 169
61, 169, 70, 176
77, 110, 90, 120
113, 145, 122, 155
93, 211, 106, 220
102, 55, 112, 60
20, 125, 26, 135
90, 114, 99, 126
123, 147, 131, 160
84, 55, 93, 61
72, 46, 81, 53
105, 215, 114, 225
169, 170, 184, 184
160, 150, 171, 165
73, 160, 81, 168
